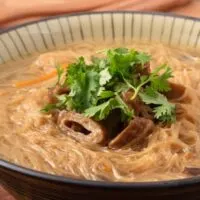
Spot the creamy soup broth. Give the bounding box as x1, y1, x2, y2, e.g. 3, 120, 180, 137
0, 42, 200, 182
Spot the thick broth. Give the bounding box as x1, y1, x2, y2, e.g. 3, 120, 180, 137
1, 42, 200, 182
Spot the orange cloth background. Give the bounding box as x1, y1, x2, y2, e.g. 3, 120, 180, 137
0, 0, 200, 28
0, 0, 200, 199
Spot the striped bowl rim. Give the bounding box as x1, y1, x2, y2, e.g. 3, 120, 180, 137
0, 11, 200, 189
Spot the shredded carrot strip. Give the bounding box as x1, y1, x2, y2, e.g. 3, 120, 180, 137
0, 89, 8, 96
14, 64, 68, 88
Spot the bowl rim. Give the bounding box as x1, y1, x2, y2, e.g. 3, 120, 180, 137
1, 10, 200, 34
1, 11, 200, 189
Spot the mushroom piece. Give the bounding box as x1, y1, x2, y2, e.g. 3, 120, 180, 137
165, 82, 191, 103
57, 111, 107, 144
109, 117, 154, 149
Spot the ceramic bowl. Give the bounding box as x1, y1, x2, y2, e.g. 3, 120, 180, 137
1, 11, 200, 200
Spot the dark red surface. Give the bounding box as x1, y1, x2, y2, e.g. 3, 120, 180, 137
0, 187, 15, 200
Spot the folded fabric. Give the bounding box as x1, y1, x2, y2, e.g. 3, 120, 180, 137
0, 0, 192, 28
0, 186, 14, 200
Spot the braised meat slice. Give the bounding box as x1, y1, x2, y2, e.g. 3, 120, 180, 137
135, 62, 151, 75
100, 109, 123, 139
141, 62, 151, 75
122, 90, 153, 120
109, 117, 154, 149
57, 111, 107, 144
166, 82, 191, 103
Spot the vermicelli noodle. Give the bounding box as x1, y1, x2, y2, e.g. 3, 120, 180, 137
0, 41, 200, 182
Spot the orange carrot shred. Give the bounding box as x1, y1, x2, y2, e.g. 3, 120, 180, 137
14, 64, 68, 88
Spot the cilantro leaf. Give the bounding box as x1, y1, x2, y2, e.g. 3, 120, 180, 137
114, 82, 129, 93
139, 87, 161, 104
139, 87, 176, 123
114, 94, 133, 121
98, 90, 115, 100
135, 52, 151, 66
84, 98, 114, 121
91, 56, 107, 70
41, 94, 69, 113
149, 64, 173, 92
124, 64, 174, 101
67, 57, 100, 112
153, 104, 176, 123
42, 47, 176, 124
114, 48, 129, 54
56, 64, 64, 85
106, 48, 150, 78
84, 96, 133, 121
99, 68, 112, 86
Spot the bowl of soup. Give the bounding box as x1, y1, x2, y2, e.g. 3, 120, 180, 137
1, 11, 200, 200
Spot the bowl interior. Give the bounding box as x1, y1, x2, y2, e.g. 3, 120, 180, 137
1, 12, 200, 64
1, 11, 200, 188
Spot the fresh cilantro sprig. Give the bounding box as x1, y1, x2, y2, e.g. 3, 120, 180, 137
149, 64, 173, 92
66, 57, 100, 112
123, 64, 173, 100
84, 94, 133, 121
56, 64, 64, 85
139, 87, 176, 123
41, 94, 69, 113
42, 48, 176, 124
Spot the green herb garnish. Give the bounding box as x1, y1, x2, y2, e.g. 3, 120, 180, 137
56, 64, 64, 85
42, 48, 176, 123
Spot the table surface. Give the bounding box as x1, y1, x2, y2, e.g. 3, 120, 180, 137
1, 0, 200, 199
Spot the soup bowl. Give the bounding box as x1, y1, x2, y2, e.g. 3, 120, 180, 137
1, 11, 200, 200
